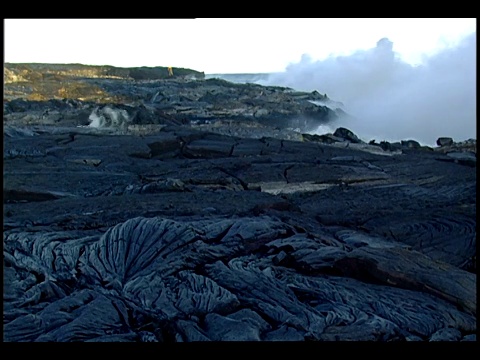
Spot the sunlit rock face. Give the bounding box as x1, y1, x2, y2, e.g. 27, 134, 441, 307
3, 63, 476, 342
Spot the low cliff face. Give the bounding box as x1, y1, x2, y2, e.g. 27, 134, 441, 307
4, 63, 205, 102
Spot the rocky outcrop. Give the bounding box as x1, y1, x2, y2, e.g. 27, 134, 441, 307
2, 64, 476, 342
4, 63, 341, 134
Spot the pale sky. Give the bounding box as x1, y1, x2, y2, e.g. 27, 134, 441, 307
3, 18, 477, 74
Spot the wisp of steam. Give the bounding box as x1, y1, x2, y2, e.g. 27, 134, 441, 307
88, 106, 130, 130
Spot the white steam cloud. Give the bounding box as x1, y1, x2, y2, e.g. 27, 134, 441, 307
261, 33, 476, 146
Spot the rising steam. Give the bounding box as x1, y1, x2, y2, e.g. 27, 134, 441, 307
260, 33, 476, 146
88, 106, 130, 130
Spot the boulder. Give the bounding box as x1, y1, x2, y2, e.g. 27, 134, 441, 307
436, 137, 454, 147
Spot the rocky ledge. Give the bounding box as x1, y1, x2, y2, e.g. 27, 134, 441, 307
3, 64, 476, 342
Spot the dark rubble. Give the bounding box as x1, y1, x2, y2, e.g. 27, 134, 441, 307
2, 64, 477, 342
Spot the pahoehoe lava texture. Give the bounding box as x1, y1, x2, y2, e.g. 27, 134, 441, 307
3, 63, 477, 342
4, 216, 476, 342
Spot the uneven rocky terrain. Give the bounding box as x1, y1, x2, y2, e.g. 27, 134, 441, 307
3, 63, 476, 342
